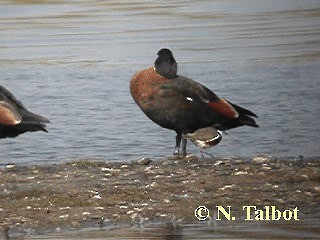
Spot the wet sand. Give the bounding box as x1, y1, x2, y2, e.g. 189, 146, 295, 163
0, 156, 319, 238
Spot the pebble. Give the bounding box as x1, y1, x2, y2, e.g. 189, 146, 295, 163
130, 212, 139, 221
252, 155, 271, 163
261, 166, 272, 170
276, 198, 285, 203
5, 164, 15, 169
101, 167, 113, 172
59, 207, 71, 210
94, 207, 105, 210
92, 195, 102, 199
144, 166, 155, 174
213, 160, 224, 166
126, 210, 135, 215
314, 186, 320, 192
234, 171, 248, 176
186, 155, 199, 161
139, 157, 152, 165
219, 184, 235, 191
133, 207, 143, 212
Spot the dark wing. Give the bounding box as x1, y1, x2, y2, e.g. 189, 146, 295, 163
164, 76, 239, 119
228, 101, 258, 118
0, 85, 49, 123
0, 85, 25, 109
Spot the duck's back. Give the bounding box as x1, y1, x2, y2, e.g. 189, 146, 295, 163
130, 67, 222, 133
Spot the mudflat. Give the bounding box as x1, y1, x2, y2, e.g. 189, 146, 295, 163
0, 156, 319, 237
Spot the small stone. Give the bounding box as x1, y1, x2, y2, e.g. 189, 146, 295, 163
218, 184, 235, 191
150, 182, 158, 187
94, 206, 105, 210
234, 171, 248, 176
252, 155, 270, 163
186, 154, 199, 161
130, 212, 139, 221
59, 207, 71, 210
305, 192, 313, 197
213, 160, 224, 166
261, 166, 272, 170
92, 194, 102, 199
139, 157, 152, 165
101, 167, 113, 172
59, 214, 69, 219
276, 198, 285, 203
144, 166, 155, 174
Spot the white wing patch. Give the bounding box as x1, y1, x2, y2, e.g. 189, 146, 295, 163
186, 97, 193, 102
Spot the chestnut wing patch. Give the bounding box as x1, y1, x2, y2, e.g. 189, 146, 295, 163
208, 98, 239, 119
0, 101, 21, 126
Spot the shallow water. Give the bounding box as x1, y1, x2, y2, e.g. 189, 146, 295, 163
1, 0, 320, 164
10, 218, 320, 239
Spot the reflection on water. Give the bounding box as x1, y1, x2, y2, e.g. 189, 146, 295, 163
0, 0, 320, 164
11, 218, 320, 239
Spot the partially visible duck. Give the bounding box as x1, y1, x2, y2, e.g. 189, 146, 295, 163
130, 48, 258, 156
0, 85, 49, 139
184, 127, 222, 158
183, 127, 222, 149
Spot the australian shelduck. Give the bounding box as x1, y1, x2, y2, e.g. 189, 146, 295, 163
0, 85, 49, 139
130, 48, 258, 156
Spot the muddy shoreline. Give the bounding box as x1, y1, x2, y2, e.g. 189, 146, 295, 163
0, 156, 319, 238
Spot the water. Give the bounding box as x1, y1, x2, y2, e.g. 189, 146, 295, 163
9, 218, 320, 239
1, 0, 320, 165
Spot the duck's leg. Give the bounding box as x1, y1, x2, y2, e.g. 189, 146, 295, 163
173, 133, 181, 155
181, 135, 188, 156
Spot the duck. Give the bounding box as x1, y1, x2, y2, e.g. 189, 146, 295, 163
0, 85, 49, 139
130, 48, 258, 157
